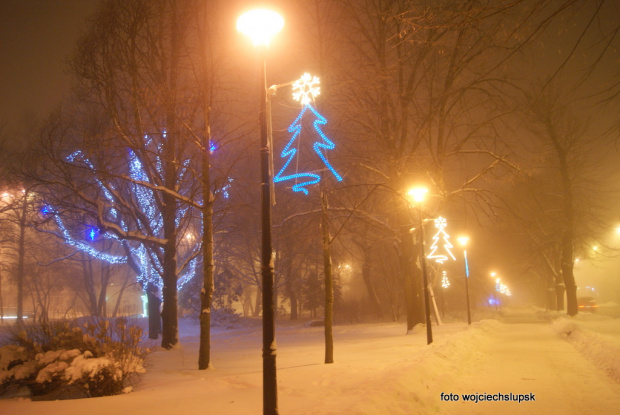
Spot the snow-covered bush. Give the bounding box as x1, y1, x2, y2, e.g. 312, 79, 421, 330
0, 318, 148, 398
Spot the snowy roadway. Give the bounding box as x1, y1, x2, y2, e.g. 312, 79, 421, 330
2, 309, 619, 414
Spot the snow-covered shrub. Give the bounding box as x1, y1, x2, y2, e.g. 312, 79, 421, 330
0, 318, 148, 398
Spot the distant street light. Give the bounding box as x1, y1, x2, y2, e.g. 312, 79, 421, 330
237, 9, 284, 415
407, 186, 432, 345
457, 236, 472, 325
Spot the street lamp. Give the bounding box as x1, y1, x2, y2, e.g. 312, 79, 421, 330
457, 236, 472, 325
237, 9, 283, 415
407, 187, 432, 344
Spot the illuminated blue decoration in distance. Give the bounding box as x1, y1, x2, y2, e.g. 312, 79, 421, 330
274, 104, 342, 195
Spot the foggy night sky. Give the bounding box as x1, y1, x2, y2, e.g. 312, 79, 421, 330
0, 1, 618, 302
0, 0, 97, 132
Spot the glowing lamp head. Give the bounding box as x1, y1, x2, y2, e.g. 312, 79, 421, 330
237, 9, 284, 46
407, 187, 428, 204
457, 236, 469, 247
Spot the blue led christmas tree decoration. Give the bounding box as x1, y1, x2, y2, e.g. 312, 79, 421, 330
273, 73, 342, 195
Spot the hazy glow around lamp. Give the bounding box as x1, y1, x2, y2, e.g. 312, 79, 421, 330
237, 9, 284, 46
407, 187, 428, 204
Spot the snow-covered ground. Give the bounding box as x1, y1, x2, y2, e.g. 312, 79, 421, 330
2, 308, 620, 415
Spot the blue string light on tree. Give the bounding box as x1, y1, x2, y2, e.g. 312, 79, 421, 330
50, 135, 199, 291
273, 73, 342, 195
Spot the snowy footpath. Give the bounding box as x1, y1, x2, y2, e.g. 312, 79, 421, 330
2, 309, 620, 415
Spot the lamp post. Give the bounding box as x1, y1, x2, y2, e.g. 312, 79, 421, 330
457, 236, 472, 325
237, 10, 284, 415
407, 187, 432, 344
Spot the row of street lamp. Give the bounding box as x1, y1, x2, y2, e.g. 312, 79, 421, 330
407, 187, 515, 332
237, 9, 507, 414
236, 9, 472, 412
407, 187, 473, 344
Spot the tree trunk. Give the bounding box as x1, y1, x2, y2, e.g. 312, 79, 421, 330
147, 286, 162, 339
82, 257, 99, 316
198, 94, 214, 370
562, 233, 577, 316
361, 245, 383, 318
160, 1, 180, 350
97, 261, 110, 317
549, 120, 578, 316
254, 286, 262, 317
112, 268, 133, 317
320, 187, 334, 364
16, 194, 27, 322
555, 281, 565, 311
160, 190, 179, 350
400, 225, 419, 331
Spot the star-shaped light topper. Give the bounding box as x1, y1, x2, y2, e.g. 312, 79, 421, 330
292, 73, 320, 105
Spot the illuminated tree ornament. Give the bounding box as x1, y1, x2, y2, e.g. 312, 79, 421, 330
273, 73, 341, 195
292, 72, 320, 105
441, 271, 450, 288
496, 278, 512, 296
427, 216, 457, 263
273, 104, 342, 194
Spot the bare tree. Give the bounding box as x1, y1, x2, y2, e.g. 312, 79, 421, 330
520, 85, 616, 315
37, 0, 206, 349
297, 0, 587, 329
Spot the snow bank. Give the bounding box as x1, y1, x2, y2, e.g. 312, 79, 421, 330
344, 320, 503, 414
3, 313, 620, 415
553, 316, 620, 382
